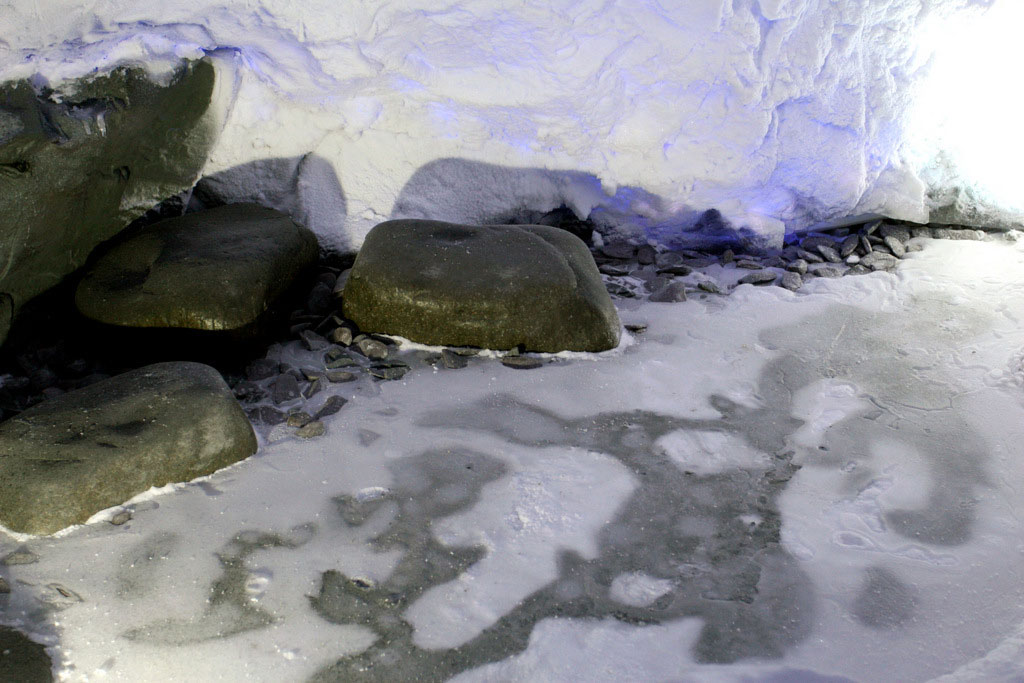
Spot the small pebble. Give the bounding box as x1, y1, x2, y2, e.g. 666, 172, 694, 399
839, 235, 859, 258
861, 252, 899, 271
655, 264, 692, 276
441, 349, 469, 369
501, 356, 544, 370
300, 329, 330, 352
303, 377, 324, 399
271, 374, 301, 404
601, 242, 636, 259
738, 270, 777, 286
368, 363, 410, 380
883, 235, 906, 258
599, 263, 631, 277
880, 224, 911, 243
648, 282, 688, 302
325, 369, 359, 383
780, 271, 803, 291
811, 265, 843, 278
2, 549, 38, 566
328, 325, 355, 346
858, 235, 873, 254
636, 245, 657, 265
301, 367, 323, 382
721, 249, 735, 264
109, 510, 132, 526
796, 248, 823, 264
845, 254, 860, 265
697, 280, 723, 294
287, 411, 313, 427
816, 245, 842, 263
735, 259, 761, 269
354, 336, 389, 360
296, 421, 326, 439
624, 323, 648, 333
862, 219, 882, 235
847, 264, 871, 275
315, 395, 348, 420
786, 259, 808, 275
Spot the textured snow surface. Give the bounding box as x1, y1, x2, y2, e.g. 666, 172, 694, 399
2, 237, 1024, 680
3, 0, 1022, 249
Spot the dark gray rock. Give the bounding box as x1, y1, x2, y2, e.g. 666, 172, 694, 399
248, 405, 287, 425
75, 204, 318, 332
314, 395, 348, 420
344, 220, 620, 352
811, 265, 843, 278
501, 356, 544, 369
0, 59, 222, 346
735, 259, 762, 269
601, 242, 636, 260
738, 271, 777, 286
353, 336, 389, 360
697, 280, 723, 294
598, 263, 631, 277
300, 330, 330, 352
648, 282, 688, 303
303, 377, 324, 399
883, 235, 906, 258
368, 363, 411, 380
879, 224, 911, 243
816, 245, 842, 263
655, 264, 693, 276
861, 252, 899, 271
780, 271, 803, 291
325, 369, 359, 383
796, 248, 823, 264
271, 374, 301, 404
786, 259, 809, 275
636, 245, 656, 265
441, 349, 469, 369
800, 236, 834, 252
0, 362, 256, 535
839, 235, 859, 258
245, 359, 280, 381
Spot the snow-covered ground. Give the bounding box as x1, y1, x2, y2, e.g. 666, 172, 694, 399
2, 235, 1024, 681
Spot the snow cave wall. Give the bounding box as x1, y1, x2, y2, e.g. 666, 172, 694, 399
1, 0, 1018, 250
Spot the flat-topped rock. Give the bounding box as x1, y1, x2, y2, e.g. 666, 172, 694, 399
75, 203, 318, 332
0, 362, 256, 535
343, 220, 620, 352
0, 58, 222, 345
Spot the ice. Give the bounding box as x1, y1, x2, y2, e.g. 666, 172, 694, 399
2, 2, 1021, 249
0, 237, 1019, 680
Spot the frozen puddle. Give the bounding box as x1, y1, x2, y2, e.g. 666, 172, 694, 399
5, 237, 1024, 681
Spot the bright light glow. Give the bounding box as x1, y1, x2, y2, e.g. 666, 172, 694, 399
908, 1, 1024, 214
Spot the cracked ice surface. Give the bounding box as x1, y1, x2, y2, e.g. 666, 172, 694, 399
3, 1, 1022, 248
2, 237, 1024, 680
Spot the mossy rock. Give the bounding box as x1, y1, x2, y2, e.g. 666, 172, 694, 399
0, 362, 257, 535
0, 58, 222, 345
342, 220, 620, 352
75, 203, 319, 332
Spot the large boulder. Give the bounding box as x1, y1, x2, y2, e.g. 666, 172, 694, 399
0, 362, 257, 535
0, 58, 223, 344
342, 220, 620, 352
75, 203, 319, 332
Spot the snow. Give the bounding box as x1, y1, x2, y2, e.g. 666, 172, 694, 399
0, 236, 1020, 680
2, 1, 1021, 250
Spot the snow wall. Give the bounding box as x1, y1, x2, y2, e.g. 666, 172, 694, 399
1, 0, 1019, 251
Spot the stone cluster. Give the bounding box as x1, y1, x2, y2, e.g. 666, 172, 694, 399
592, 219, 993, 301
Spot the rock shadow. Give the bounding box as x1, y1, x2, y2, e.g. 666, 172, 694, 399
194, 153, 350, 254
391, 158, 772, 250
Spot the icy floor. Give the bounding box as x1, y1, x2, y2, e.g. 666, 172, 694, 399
4, 237, 1024, 682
